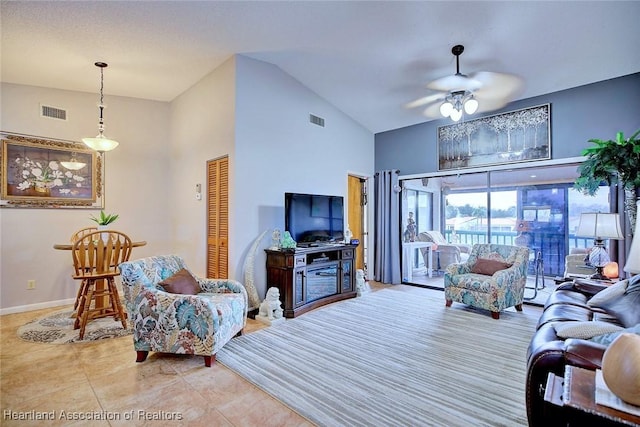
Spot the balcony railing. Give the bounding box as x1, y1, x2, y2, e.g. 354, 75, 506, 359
441, 229, 592, 276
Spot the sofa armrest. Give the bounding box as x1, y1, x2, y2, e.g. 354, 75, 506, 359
197, 278, 248, 316
564, 338, 607, 370
446, 262, 471, 275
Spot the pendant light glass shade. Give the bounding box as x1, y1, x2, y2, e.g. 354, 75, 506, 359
83, 62, 119, 152
60, 153, 86, 170
82, 134, 119, 152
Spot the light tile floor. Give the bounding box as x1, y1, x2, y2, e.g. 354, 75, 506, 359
0, 282, 537, 426
0, 283, 387, 427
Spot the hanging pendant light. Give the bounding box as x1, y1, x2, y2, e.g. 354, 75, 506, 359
82, 62, 119, 152
60, 152, 86, 170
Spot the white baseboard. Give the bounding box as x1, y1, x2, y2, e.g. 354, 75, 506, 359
0, 298, 75, 316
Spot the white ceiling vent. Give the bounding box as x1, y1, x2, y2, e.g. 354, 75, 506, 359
309, 113, 325, 127
40, 104, 67, 121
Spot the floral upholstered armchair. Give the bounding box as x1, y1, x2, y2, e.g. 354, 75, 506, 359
119, 255, 247, 367
443, 244, 530, 319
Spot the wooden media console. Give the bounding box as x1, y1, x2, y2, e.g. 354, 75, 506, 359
265, 244, 357, 318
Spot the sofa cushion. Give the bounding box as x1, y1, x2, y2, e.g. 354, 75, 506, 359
471, 258, 512, 275
588, 276, 640, 328
587, 279, 627, 308
590, 323, 640, 346
554, 321, 623, 339
158, 268, 202, 295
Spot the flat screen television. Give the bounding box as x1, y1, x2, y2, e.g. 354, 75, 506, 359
284, 192, 344, 247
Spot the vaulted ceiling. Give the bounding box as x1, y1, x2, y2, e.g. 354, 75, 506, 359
2, 1, 639, 134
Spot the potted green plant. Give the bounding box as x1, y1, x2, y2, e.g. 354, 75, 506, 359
574, 129, 640, 236
89, 210, 119, 228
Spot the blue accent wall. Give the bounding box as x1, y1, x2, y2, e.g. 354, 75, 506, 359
375, 73, 640, 175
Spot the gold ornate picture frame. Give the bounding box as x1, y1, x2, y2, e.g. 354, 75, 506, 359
0, 133, 103, 208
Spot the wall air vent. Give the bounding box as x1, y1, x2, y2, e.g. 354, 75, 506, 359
40, 104, 67, 121
309, 114, 325, 127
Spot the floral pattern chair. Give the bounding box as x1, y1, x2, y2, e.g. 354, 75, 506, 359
444, 244, 530, 319
119, 255, 247, 367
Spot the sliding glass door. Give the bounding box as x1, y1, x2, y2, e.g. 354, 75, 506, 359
401, 162, 612, 285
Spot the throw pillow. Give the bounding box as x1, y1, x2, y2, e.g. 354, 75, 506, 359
554, 321, 623, 339
587, 279, 628, 308
471, 258, 512, 275
589, 278, 640, 328
590, 323, 640, 346
158, 268, 202, 295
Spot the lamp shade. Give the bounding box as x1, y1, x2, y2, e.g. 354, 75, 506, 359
624, 202, 640, 274
575, 213, 624, 240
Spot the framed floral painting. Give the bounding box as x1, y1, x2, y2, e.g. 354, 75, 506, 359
0, 133, 103, 208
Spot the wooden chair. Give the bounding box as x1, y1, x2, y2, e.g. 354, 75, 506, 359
71, 230, 132, 339
70, 226, 98, 310
70, 226, 98, 243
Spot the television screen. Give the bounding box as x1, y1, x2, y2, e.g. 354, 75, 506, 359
285, 193, 344, 246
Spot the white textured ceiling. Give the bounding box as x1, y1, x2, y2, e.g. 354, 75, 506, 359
2, 1, 639, 134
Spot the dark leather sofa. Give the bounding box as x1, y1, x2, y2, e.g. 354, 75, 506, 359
525, 280, 622, 426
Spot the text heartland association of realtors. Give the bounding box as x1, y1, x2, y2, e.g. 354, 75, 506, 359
3, 410, 183, 421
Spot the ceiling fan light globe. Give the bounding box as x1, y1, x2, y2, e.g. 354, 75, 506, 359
450, 109, 463, 122
464, 98, 479, 115
440, 102, 453, 117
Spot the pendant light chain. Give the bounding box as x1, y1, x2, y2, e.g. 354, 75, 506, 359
82, 61, 119, 152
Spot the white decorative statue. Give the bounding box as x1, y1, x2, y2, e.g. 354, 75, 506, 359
356, 269, 371, 296
256, 287, 285, 325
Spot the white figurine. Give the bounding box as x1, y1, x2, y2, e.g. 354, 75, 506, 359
356, 269, 371, 296
256, 287, 285, 325
269, 229, 282, 250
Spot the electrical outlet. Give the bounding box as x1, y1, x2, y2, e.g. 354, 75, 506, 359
27, 280, 36, 290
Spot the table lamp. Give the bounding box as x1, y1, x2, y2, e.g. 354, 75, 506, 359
575, 212, 624, 280
624, 203, 640, 275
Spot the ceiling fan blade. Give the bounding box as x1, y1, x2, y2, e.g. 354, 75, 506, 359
422, 102, 445, 118
474, 98, 510, 113
404, 93, 444, 109
469, 71, 524, 99
426, 74, 481, 92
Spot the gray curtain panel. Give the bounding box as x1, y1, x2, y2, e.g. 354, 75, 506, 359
374, 169, 401, 284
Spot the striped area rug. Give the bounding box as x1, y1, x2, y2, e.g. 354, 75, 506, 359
217, 288, 540, 427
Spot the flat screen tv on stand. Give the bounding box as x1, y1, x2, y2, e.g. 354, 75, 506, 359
284, 192, 344, 247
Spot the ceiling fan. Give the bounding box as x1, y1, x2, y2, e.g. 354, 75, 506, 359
406, 44, 523, 122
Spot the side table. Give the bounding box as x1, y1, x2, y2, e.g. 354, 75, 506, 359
545, 366, 640, 426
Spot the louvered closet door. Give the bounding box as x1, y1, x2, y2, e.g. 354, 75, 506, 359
348, 174, 366, 271
207, 156, 229, 278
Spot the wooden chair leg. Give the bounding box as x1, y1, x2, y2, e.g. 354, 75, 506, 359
515, 304, 523, 312
74, 279, 91, 330
491, 311, 500, 319
107, 278, 127, 329
74, 279, 87, 311
79, 282, 95, 339
136, 351, 149, 363
204, 354, 216, 367
445, 299, 453, 307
